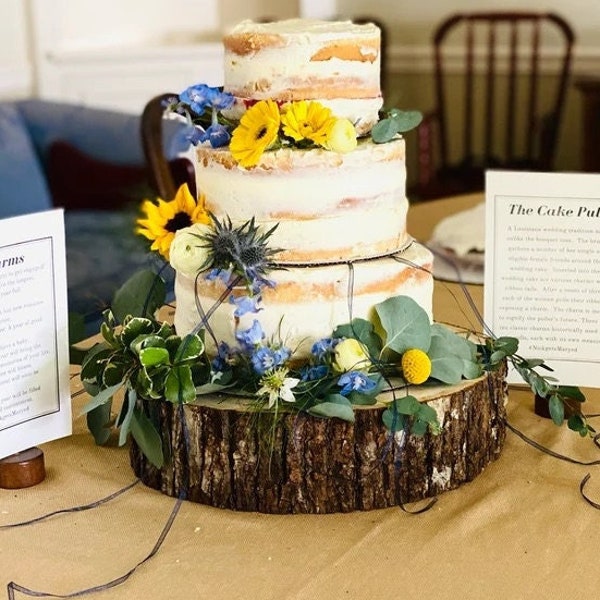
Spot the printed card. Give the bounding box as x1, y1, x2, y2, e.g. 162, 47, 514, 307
0, 210, 71, 458
485, 171, 600, 386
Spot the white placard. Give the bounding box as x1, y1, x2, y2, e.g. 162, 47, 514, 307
485, 171, 600, 387
0, 210, 71, 459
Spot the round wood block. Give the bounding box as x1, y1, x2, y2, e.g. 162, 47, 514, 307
0, 447, 46, 489
131, 365, 508, 513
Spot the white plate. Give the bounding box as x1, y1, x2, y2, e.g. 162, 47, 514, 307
428, 243, 484, 285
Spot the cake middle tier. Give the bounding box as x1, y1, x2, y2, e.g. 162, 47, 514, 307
194, 138, 409, 263
174, 242, 434, 358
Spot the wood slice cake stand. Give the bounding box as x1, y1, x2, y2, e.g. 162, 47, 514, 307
130, 367, 507, 514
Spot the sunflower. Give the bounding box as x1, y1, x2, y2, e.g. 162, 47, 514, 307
136, 183, 210, 260
229, 99, 281, 168
280, 100, 337, 146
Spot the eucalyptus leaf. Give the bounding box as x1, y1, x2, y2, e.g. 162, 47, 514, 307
549, 394, 565, 426
567, 414, 585, 433
389, 109, 423, 132
462, 358, 483, 380
112, 269, 167, 323
430, 324, 474, 359
130, 407, 164, 468
429, 356, 463, 384
374, 296, 431, 354
371, 118, 400, 143
393, 395, 419, 415
428, 334, 465, 384
382, 406, 406, 432
307, 395, 355, 422
557, 386, 585, 402
411, 419, 429, 436
494, 336, 519, 355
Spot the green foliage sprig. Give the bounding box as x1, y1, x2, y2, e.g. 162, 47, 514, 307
371, 109, 423, 144
481, 336, 592, 436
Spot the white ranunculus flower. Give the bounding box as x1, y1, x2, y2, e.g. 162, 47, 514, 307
169, 223, 213, 277
333, 338, 371, 372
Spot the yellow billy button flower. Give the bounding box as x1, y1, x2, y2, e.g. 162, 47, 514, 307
136, 183, 210, 260
325, 118, 358, 153
401, 348, 432, 385
230, 99, 281, 168
333, 338, 372, 373
280, 100, 337, 146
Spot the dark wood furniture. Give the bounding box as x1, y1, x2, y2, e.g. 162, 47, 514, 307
141, 93, 196, 200
412, 12, 575, 200
575, 76, 600, 173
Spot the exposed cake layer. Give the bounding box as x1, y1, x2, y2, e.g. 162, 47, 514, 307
222, 19, 382, 135
174, 242, 434, 358
194, 138, 409, 263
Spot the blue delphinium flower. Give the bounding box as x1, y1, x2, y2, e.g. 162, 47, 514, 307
251, 346, 277, 375
206, 267, 233, 286
301, 364, 329, 381
230, 294, 262, 317
236, 319, 265, 350
337, 371, 377, 396
311, 337, 339, 360
250, 343, 291, 376
273, 346, 291, 365
212, 341, 233, 372
179, 84, 234, 115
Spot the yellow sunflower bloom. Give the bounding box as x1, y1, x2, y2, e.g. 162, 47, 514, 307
280, 100, 337, 146
230, 99, 281, 168
136, 183, 210, 260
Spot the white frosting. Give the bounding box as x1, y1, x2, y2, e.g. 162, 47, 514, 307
172, 20, 434, 359
223, 19, 381, 132
174, 243, 434, 357
226, 19, 379, 38
194, 139, 409, 263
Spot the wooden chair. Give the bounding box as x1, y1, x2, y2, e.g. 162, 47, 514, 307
412, 12, 575, 200
140, 92, 196, 201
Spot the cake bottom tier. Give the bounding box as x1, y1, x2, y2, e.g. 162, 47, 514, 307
174, 242, 433, 357
130, 366, 507, 514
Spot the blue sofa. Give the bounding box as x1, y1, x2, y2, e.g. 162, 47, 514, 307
0, 99, 192, 336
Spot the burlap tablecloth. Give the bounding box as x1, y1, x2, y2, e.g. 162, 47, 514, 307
2, 194, 599, 599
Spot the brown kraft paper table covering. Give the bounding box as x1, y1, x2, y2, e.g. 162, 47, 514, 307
2, 193, 600, 599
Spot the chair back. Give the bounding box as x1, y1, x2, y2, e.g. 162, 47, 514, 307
416, 12, 575, 199
140, 93, 196, 200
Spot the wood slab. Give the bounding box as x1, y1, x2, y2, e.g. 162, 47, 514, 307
131, 366, 507, 513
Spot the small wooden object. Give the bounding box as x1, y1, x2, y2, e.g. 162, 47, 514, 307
0, 447, 46, 489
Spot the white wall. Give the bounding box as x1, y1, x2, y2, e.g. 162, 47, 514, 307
0, 0, 598, 106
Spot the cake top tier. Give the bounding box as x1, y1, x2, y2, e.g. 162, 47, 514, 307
224, 18, 380, 55
221, 18, 383, 135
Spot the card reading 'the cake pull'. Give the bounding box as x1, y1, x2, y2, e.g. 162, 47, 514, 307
485, 170, 600, 387
0, 210, 71, 459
